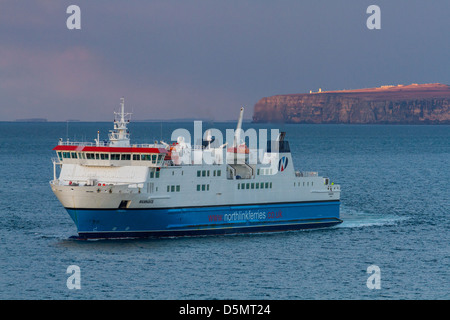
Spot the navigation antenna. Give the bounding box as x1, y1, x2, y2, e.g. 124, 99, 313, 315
233, 107, 245, 147
109, 97, 132, 147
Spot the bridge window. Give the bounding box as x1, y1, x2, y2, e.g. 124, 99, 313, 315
111, 154, 120, 160
121, 154, 131, 160
100, 153, 109, 160
71, 152, 77, 159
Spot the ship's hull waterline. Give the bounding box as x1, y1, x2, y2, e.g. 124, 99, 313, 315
66, 200, 341, 239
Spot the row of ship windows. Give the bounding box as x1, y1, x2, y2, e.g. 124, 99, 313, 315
151, 170, 220, 179
295, 182, 313, 187
167, 185, 181, 192
197, 169, 270, 177
149, 171, 160, 178
167, 183, 274, 192
257, 168, 273, 175
160, 182, 314, 193
160, 182, 316, 193
58, 152, 164, 162
196, 170, 221, 177
166, 184, 210, 192
197, 184, 210, 191
238, 182, 272, 190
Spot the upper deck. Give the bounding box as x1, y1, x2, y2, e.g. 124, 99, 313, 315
52, 100, 249, 168
53, 98, 170, 167
53, 143, 167, 167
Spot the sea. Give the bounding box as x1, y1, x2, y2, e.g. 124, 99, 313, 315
0, 121, 448, 300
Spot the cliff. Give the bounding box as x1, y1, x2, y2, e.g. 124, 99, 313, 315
252, 83, 450, 124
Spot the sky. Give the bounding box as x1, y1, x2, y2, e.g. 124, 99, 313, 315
0, 0, 449, 121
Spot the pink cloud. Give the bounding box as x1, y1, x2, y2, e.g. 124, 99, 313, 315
0, 45, 245, 121
0, 45, 103, 97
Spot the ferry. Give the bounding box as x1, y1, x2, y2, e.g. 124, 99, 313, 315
50, 99, 342, 239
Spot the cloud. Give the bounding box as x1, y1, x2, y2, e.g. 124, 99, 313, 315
0, 45, 109, 119
0, 43, 245, 121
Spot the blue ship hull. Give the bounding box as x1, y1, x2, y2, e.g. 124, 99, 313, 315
66, 200, 341, 239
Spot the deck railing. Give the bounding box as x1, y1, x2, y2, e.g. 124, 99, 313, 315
58, 140, 164, 149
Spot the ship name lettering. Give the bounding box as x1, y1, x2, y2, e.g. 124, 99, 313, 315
223, 210, 266, 222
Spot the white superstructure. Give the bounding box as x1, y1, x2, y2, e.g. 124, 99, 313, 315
50, 99, 341, 238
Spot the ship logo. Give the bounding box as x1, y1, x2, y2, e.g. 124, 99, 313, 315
278, 156, 288, 172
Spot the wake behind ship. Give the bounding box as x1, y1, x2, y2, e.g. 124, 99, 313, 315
50, 99, 342, 239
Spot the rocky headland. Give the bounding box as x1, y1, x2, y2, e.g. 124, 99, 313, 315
252, 83, 450, 124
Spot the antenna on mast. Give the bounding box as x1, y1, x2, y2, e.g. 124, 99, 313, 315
120, 97, 125, 123
233, 107, 245, 147
109, 97, 132, 147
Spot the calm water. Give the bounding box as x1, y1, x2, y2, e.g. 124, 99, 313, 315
0, 122, 448, 300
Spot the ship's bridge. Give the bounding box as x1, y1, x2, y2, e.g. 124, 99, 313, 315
53, 144, 168, 167
52, 98, 168, 167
